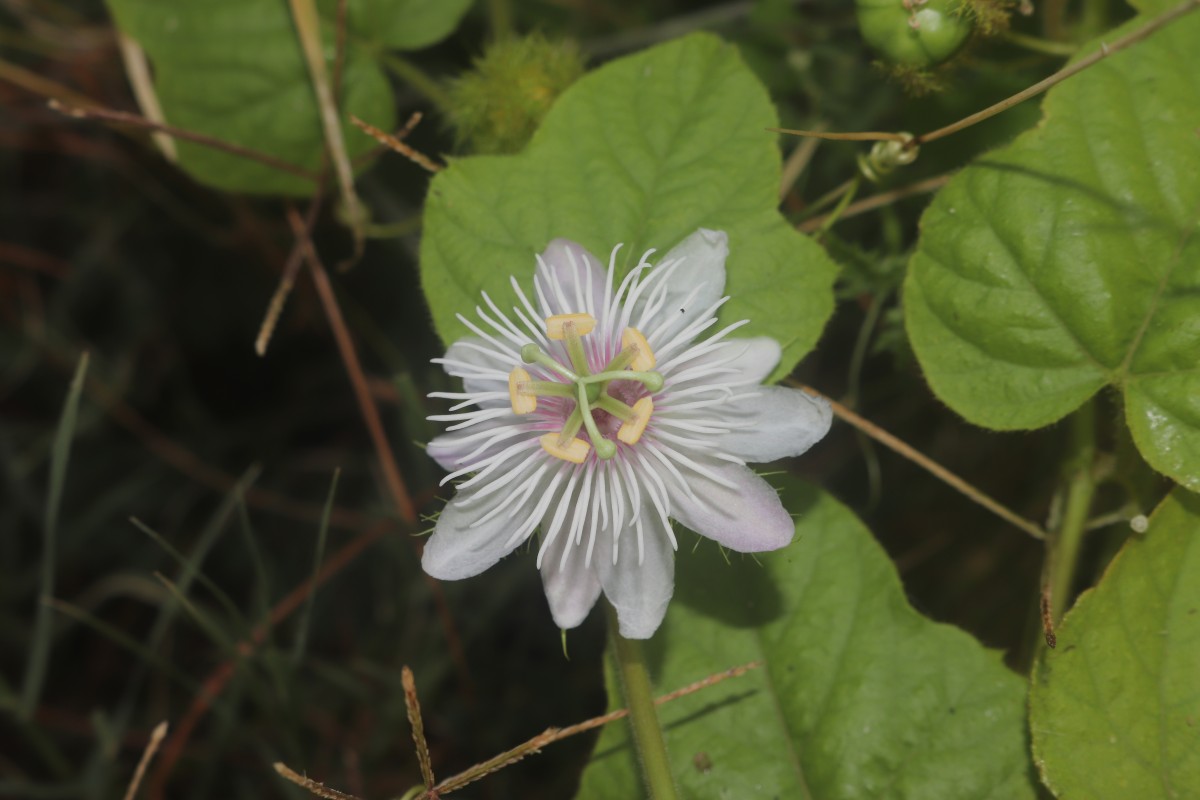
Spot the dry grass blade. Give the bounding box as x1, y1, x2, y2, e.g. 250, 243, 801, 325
274, 763, 364, 800
402, 666, 436, 790
20, 352, 88, 720
351, 115, 443, 173
123, 721, 168, 800
286, 0, 363, 234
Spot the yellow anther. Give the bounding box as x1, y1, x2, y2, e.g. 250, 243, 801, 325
508, 367, 537, 414
540, 433, 591, 463
621, 327, 656, 371
545, 313, 596, 340
617, 397, 653, 445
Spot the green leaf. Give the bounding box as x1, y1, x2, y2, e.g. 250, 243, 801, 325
904, 13, 1200, 490
421, 33, 838, 379
342, 0, 472, 50
1030, 489, 1200, 798
575, 479, 1037, 799
104, 0, 469, 195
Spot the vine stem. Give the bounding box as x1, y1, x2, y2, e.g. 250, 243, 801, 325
1044, 400, 1098, 639
916, 0, 1199, 147
772, 0, 1199, 152
606, 604, 679, 800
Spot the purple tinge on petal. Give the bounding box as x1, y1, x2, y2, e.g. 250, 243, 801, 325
535, 239, 607, 316
593, 503, 675, 639
422, 487, 530, 581
669, 462, 795, 553
540, 527, 604, 630
717, 386, 832, 463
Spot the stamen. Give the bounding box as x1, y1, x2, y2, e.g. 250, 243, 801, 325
617, 397, 653, 445
621, 327, 656, 371
595, 394, 635, 421
545, 314, 593, 376
556, 407, 585, 447
521, 343, 579, 382
576, 384, 617, 460
508, 367, 537, 414
545, 313, 596, 339
540, 432, 591, 463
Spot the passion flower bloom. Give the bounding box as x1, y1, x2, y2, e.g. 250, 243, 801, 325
423, 229, 831, 638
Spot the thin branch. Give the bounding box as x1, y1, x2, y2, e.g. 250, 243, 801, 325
274, 763, 364, 800
792, 383, 1047, 540
432, 662, 761, 795
0, 57, 101, 110
256, 195, 325, 357
796, 173, 951, 233
47, 100, 319, 180
351, 115, 442, 173
402, 667, 436, 790
769, 127, 909, 144
291, 208, 417, 525
779, 123, 825, 202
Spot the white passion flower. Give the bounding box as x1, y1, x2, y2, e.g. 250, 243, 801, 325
423, 229, 832, 639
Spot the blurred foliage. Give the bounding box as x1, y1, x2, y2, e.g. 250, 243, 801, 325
0, 0, 1176, 798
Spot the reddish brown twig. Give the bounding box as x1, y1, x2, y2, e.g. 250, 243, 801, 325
288, 208, 472, 697
350, 115, 442, 173
292, 208, 417, 525
47, 99, 320, 181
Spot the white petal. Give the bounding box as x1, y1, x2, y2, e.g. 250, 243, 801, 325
540, 529, 603, 629
595, 503, 675, 639
669, 462, 795, 553
718, 386, 832, 462
438, 336, 512, 397
648, 228, 728, 335
422, 480, 544, 580
666, 336, 781, 388
536, 239, 606, 316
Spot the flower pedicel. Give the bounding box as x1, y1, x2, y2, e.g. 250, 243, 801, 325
424, 229, 832, 638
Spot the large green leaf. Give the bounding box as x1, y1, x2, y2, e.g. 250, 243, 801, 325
104, 0, 471, 195
1030, 489, 1200, 798
421, 33, 838, 379
904, 13, 1200, 490
575, 480, 1036, 799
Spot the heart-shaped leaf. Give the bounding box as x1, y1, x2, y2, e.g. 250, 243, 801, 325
904, 12, 1200, 489
420, 33, 838, 379
1030, 489, 1200, 798
575, 479, 1037, 799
